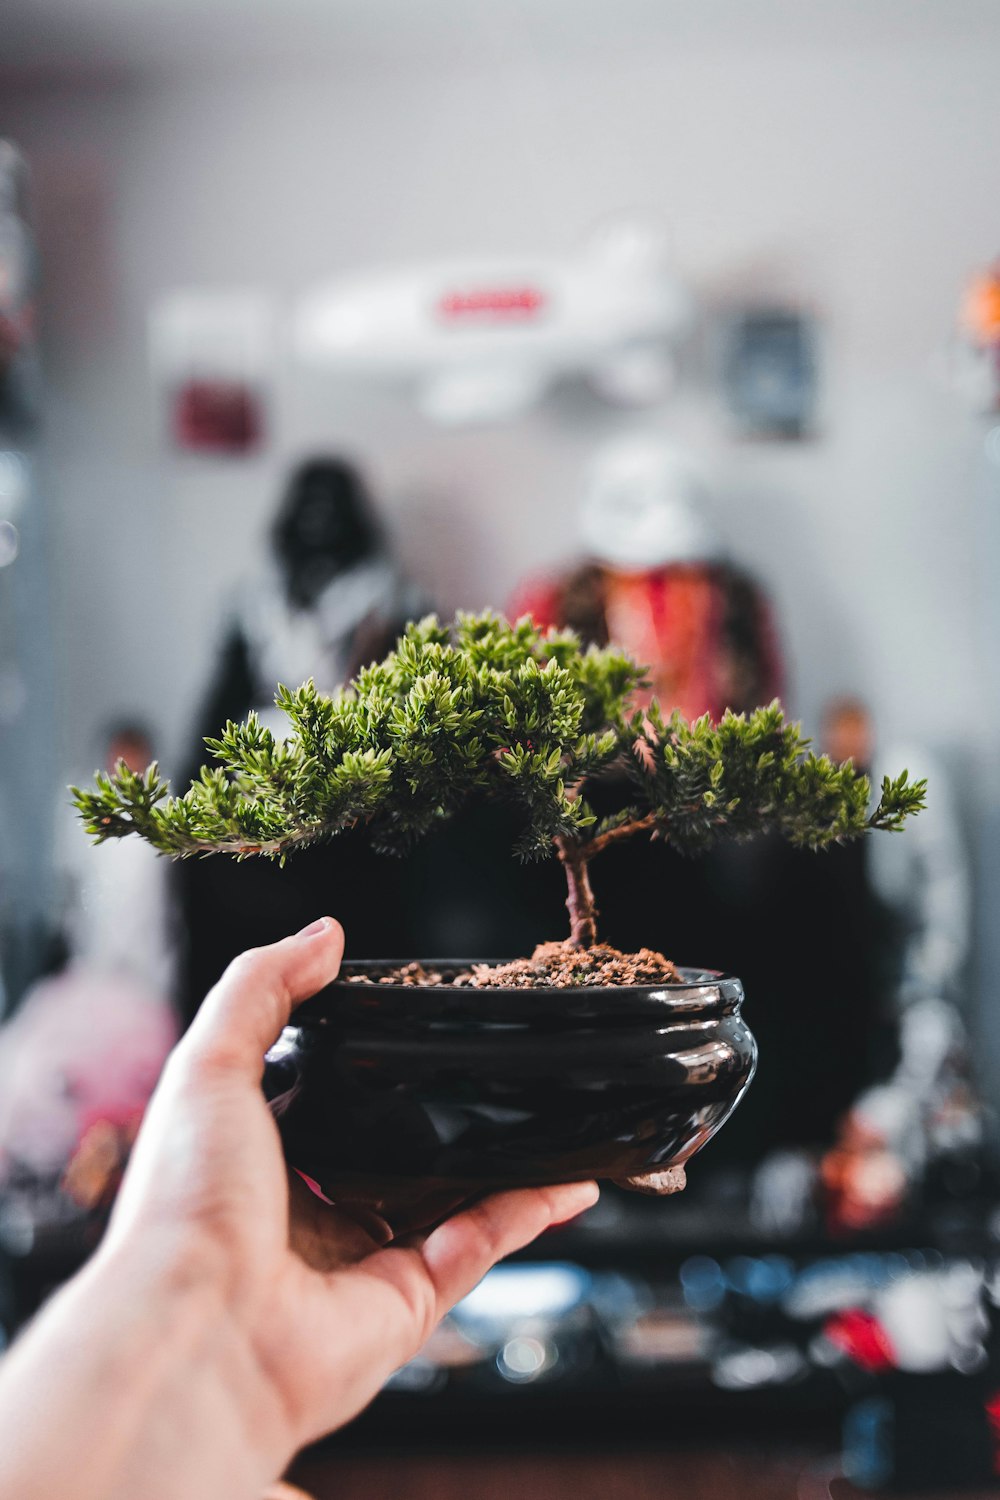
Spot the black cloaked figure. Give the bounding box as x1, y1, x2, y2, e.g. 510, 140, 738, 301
188, 457, 416, 738
176, 457, 427, 1025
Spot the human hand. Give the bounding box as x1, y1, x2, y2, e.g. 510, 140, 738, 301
94, 917, 597, 1488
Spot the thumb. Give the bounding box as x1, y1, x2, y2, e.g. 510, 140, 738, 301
178, 917, 345, 1080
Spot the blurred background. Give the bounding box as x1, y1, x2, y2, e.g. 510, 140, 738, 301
3, 2, 1000, 1494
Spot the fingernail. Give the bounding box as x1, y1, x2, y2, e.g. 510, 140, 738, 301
298, 916, 332, 939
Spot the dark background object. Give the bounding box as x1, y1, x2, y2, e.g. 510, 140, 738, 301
722, 308, 818, 440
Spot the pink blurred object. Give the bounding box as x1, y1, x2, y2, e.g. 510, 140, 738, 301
0, 967, 176, 1185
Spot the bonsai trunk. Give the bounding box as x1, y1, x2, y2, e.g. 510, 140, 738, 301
555, 815, 657, 949
556, 840, 599, 948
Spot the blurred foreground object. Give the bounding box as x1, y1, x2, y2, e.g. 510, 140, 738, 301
294, 223, 692, 423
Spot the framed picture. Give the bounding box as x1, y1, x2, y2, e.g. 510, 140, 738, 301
149, 290, 272, 455
721, 307, 818, 440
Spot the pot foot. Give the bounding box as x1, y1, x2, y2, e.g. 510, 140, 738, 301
612, 1164, 687, 1196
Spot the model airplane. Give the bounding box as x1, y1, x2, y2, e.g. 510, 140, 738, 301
292, 224, 693, 423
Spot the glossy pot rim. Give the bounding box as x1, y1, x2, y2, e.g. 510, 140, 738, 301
293, 959, 745, 1026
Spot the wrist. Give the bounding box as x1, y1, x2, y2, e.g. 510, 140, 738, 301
88, 1239, 299, 1491
0, 1239, 295, 1500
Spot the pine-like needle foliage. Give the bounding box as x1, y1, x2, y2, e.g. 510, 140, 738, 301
73, 612, 925, 945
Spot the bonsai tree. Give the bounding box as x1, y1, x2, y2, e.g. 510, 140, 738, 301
74, 612, 925, 960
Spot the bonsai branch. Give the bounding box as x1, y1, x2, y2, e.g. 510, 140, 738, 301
584, 813, 657, 857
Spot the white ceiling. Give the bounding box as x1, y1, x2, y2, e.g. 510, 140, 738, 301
2, 0, 996, 77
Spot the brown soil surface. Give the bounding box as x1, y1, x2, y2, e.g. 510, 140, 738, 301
344, 942, 682, 989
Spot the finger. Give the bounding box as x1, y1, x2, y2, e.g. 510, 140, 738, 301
289, 1181, 599, 1444
420, 1180, 599, 1308
179, 917, 344, 1079
357, 1181, 599, 1365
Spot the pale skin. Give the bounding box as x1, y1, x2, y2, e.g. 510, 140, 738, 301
0, 917, 599, 1499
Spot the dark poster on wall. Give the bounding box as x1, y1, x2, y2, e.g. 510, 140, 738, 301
722, 307, 817, 440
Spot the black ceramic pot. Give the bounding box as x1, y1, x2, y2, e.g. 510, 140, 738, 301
263, 961, 757, 1207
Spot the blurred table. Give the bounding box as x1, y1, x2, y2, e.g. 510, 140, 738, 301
287, 1447, 1000, 1499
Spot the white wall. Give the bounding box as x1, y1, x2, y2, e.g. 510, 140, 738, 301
4, 37, 998, 775
3, 29, 999, 985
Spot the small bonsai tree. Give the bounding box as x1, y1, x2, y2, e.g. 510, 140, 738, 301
74, 612, 925, 953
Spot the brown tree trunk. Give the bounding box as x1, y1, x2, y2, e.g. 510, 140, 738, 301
556, 840, 599, 948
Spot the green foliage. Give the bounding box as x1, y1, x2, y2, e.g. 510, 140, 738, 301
73, 612, 925, 887
618, 701, 925, 855
74, 614, 632, 860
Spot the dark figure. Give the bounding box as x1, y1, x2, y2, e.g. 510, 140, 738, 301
187, 458, 416, 741
177, 458, 427, 1023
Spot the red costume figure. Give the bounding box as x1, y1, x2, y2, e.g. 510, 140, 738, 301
510, 437, 782, 720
